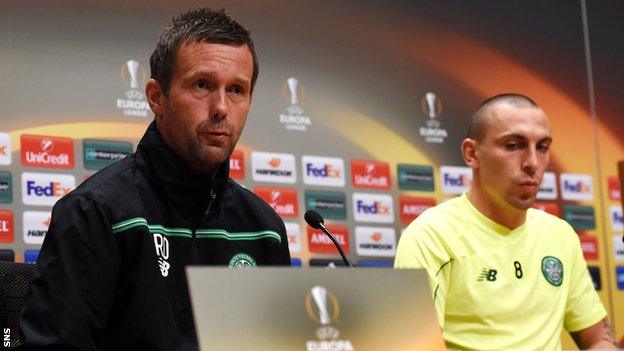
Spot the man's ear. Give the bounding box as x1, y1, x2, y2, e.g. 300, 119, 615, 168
146, 79, 165, 118
461, 138, 479, 169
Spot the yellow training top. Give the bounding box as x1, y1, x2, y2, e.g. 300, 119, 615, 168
394, 193, 606, 351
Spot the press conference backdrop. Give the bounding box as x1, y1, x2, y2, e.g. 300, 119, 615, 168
0, 0, 622, 346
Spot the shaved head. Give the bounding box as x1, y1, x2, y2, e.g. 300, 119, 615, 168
468, 94, 540, 141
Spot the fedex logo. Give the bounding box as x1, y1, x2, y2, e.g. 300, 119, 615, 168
560, 173, 594, 201
251, 151, 296, 184
284, 222, 301, 253
21, 135, 74, 169
399, 196, 436, 223
440, 166, 472, 194
307, 225, 349, 254
229, 149, 244, 180
23, 211, 51, 245
0, 132, 11, 165
610, 205, 623, 231
579, 232, 598, 261
353, 193, 394, 223
0, 210, 14, 243
351, 160, 390, 189
302, 156, 345, 187
607, 176, 621, 201
22, 172, 76, 206
537, 172, 558, 200
254, 187, 298, 217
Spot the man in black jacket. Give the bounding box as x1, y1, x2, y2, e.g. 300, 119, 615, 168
20, 8, 290, 350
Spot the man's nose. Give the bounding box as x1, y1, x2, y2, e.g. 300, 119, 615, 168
210, 90, 228, 119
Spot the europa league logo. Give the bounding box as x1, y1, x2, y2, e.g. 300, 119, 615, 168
305, 285, 341, 340
283, 77, 306, 108
422, 92, 442, 119
121, 59, 147, 92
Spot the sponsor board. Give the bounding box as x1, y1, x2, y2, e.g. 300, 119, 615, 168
440, 166, 471, 194
352, 193, 394, 223
579, 232, 598, 261
399, 196, 436, 223
563, 205, 596, 231
616, 266, 624, 290
613, 236, 624, 261
0, 210, 14, 243
284, 222, 301, 253
418, 92, 448, 144
537, 172, 557, 200
229, 150, 245, 180
0, 171, 12, 204
610, 205, 623, 231
302, 156, 345, 187
0, 132, 11, 165
588, 266, 601, 290
607, 176, 621, 201
397, 164, 435, 191
21, 135, 74, 169
83, 139, 132, 170
251, 152, 296, 184
305, 190, 347, 220
0, 249, 14, 262
24, 250, 39, 264
560, 173, 594, 201
532, 202, 560, 217
355, 226, 396, 257
307, 224, 349, 254
254, 187, 298, 217
21, 172, 76, 206
350, 160, 390, 189
22, 211, 51, 245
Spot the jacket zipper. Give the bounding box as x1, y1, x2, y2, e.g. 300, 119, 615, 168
193, 188, 216, 240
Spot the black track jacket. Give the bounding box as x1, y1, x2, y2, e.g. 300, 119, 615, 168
19, 121, 291, 350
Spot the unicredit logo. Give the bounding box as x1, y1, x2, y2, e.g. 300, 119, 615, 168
351, 160, 390, 189
21, 135, 74, 169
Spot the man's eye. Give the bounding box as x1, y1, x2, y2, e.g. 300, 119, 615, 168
537, 144, 550, 152
231, 85, 243, 95
193, 80, 208, 89
505, 143, 519, 150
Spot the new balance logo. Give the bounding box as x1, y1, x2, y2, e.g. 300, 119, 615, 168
153, 233, 170, 277
478, 268, 497, 281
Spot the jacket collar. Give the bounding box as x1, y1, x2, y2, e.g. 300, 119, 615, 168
134, 121, 229, 217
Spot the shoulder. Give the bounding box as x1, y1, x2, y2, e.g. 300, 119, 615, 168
527, 208, 578, 239
405, 196, 468, 235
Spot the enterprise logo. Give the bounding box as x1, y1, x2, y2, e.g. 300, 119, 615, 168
560, 173, 594, 201
21, 172, 76, 206
302, 156, 345, 187
440, 166, 471, 194
251, 152, 296, 184
21, 135, 74, 169
83, 139, 132, 170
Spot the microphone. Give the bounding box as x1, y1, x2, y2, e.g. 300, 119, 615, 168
304, 210, 353, 268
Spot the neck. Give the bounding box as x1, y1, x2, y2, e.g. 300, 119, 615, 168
466, 186, 527, 230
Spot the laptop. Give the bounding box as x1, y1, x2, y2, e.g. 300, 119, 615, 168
186, 267, 446, 351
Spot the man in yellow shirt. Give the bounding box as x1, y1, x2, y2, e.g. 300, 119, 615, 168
395, 94, 617, 350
